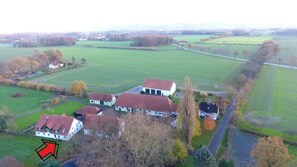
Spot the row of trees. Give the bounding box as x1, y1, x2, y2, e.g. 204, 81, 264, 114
0, 49, 63, 77
13, 37, 76, 47
200, 35, 226, 42
130, 35, 173, 47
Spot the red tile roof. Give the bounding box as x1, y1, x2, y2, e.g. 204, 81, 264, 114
84, 114, 121, 132
115, 93, 177, 112
89, 93, 114, 101
75, 106, 100, 115
143, 78, 175, 91
35, 114, 76, 135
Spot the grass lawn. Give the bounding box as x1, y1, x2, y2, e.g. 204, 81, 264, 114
28, 45, 242, 93
205, 36, 273, 45
0, 85, 53, 115
243, 66, 297, 134
15, 101, 85, 130
192, 127, 215, 149
0, 44, 36, 61
172, 35, 213, 43
0, 133, 74, 167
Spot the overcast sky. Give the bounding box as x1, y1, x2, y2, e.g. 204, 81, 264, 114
0, 0, 295, 33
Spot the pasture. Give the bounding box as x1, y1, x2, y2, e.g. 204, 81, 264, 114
243, 66, 297, 134
15, 101, 85, 130
0, 85, 53, 115
29, 45, 243, 93
204, 36, 273, 45
172, 35, 213, 43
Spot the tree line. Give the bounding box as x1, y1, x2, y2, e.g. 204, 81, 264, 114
130, 35, 173, 47
0, 49, 63, 78
13, 37, 76, 47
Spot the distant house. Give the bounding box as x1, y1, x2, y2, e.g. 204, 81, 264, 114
34, 114, 83, 141
198, 102, 219, 120
49, 61, 64, 69
143, 78, 176, 96
83, 114, 124, 138
73, 106, 102, 121
89, 93, 116, 106
115, 93, 178, 117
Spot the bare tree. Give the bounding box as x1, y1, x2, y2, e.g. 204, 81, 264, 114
123, 113, 175, 166
177, 76, 201, 145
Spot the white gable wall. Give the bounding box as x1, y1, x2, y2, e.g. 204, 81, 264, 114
142, 82, 176, 96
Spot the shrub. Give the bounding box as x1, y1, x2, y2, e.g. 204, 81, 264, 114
49, 98, 61, 106
200, 91, 208, 97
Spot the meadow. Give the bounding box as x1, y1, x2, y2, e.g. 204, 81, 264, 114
172, 35, 213, 43
26, 45, 243, 93
204, 36, 273, 45
0, 85, 53, 115
15, 101, 85, 130
243, 66, 297, 134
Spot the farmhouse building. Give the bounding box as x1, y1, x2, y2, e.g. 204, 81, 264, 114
198, 102, 219, 120
74, 105, 102, 121
115, 93, 178, 117
48, 61, 64, 69
143, 78, 176, 96
35, 114, 83, 141
89, 93, 116, 106
83, 114, 124, 138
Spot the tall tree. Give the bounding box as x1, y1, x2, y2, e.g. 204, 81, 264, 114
69, 80, 88, 96
204, 117, 216, 131
0, 107, 17, 132
196, 145, 218, 167
251, 136, 290, 167
236, 74, 247, 91
177, 76, 201, 145
123, 113, 175, 166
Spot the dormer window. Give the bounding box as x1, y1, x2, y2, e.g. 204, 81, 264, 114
55, 130, 58, 133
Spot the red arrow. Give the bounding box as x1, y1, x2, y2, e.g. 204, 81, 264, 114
35, 139, 59, 160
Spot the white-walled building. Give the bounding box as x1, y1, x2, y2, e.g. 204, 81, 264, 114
115, 93, 178, 117
198, 102, 219, 120
142, 78, 176, 96
48, 62, 64, 69
35, 114, 83, 141
89, 93, 116, 106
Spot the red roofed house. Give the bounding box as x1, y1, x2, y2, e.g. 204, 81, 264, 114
89, 93, 116, 106
74, 105, 102, 120
83, 114, 125, 138
143, 78, 176, 96
35, 114, 83, 141
115, 93, 178, 117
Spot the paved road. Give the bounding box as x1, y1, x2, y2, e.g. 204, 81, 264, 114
208, 99, 237, 156
113, 85, 143, 97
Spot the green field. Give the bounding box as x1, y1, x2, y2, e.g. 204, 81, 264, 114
0, 133, 73, 166
243, 66, 297, 134
273, 36, 297, 65
26, 45, 242, 92
192, 43, 259, 59
205, 36, 273, 45
0, 85, 53, 115
16, 101, 85, 130
172, 35, 213, 43
76, 41, 132, 47
0, 44, 36, 61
